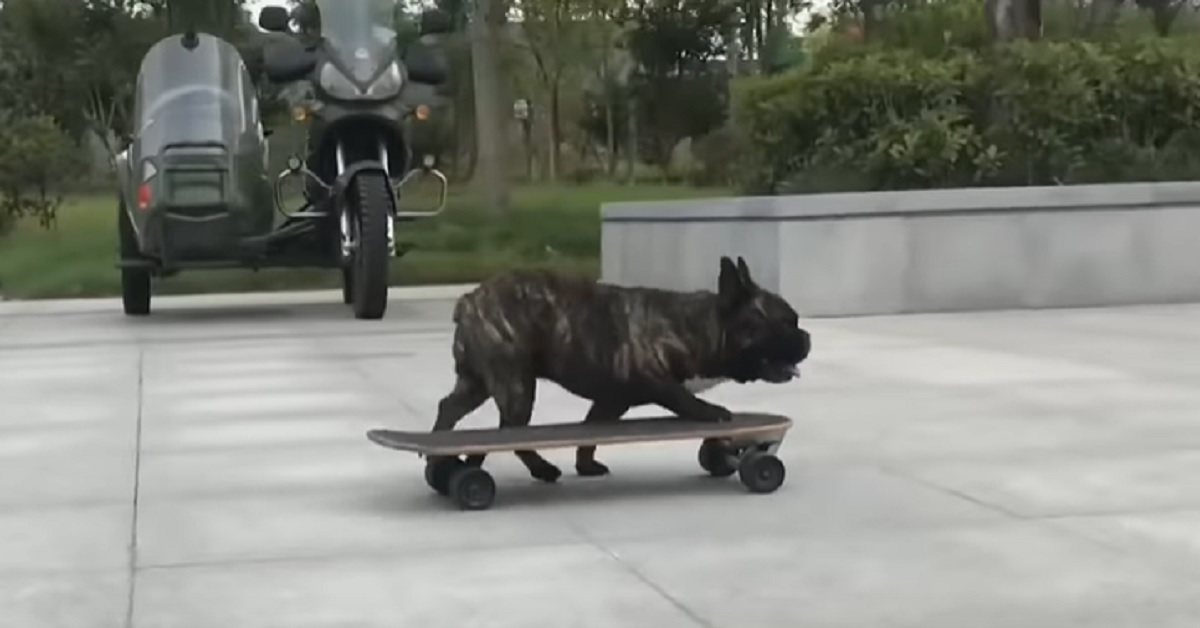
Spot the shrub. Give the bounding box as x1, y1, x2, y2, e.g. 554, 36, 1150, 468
0, 109, 83, 235
690, 123, 753, 187
733, 35, 1200, 193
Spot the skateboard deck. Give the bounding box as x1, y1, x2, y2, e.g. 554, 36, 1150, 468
367, 412, 792, 456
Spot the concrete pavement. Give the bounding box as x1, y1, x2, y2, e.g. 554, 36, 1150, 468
3, 287, 1200, 627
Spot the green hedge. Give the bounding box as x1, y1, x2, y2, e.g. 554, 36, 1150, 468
733, 37, 1200, 194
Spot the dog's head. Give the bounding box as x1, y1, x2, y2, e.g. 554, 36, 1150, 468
716, 256, 811, 384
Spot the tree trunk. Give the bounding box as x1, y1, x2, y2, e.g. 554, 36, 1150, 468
726, 15, 741, 78
523, 122, 533, 182
469, 0, 509, 213
1083, 0, 1124, 35
1151, 0, 1183, 36
548, 79, 561, 182
462, 117, 479, 182
739, 2, 755, 68
604, 95, 616, 177
861, 0, 880, 40
625, 92, 637, 184
762, 0, 773, 65
1023, 0, 1043, 39
601, 53, 616, 177
986, 0, 1043, 41
753, 2, 764, 64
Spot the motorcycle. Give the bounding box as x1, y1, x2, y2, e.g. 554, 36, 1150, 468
257, 0, 452, 319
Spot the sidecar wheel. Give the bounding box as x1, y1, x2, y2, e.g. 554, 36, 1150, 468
118, 200, 151, 317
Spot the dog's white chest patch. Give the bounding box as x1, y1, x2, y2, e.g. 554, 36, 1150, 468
684, 377, 729, 394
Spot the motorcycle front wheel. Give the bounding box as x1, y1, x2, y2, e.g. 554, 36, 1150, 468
347, 171, 392, 320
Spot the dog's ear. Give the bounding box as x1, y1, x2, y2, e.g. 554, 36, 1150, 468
718, 256, 749, 311
735, 256, 757, 290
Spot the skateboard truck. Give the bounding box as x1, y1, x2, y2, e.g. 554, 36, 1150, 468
697, 437, 785, 488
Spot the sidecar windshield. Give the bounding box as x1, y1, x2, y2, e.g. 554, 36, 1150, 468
317, 0, 398, 81
133, 33, 258, 156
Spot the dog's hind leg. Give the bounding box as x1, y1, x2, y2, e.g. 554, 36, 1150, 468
431, 370, 490, 467
575, 401, 629, 477
433, 372, 489, 432
437, 326, 493, 465
491, 370, 562, 483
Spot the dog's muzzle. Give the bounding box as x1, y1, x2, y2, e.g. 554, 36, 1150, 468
755, 328, 810, 383
793, 328, 811, 362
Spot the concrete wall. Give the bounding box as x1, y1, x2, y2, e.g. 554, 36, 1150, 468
600, 182, 1200, 317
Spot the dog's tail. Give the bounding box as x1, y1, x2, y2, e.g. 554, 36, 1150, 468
452, 296, 467, 326
452, 287, 479, 326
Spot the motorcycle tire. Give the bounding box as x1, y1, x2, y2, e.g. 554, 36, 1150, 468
349, 171, 392, 320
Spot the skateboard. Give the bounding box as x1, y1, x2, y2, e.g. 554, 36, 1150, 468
366, 412, 793, 511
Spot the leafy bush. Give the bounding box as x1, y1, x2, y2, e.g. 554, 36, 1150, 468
0, 109, 83, 235
734, 36, 1200, 194
690, 124, 754, 187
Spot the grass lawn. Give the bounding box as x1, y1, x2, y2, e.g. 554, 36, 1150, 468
0, 182, 729, 300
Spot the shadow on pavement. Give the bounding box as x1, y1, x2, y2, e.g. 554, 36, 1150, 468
124, 302, 348, 323
359, 470, 758, 514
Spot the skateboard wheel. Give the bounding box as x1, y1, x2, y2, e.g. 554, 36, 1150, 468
698, 438, 736, 477
425, 457, 462, 496
738, 451, 785, 494
448, 467, 496, 511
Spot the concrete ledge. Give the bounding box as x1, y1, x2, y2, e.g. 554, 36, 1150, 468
600, 182, 1200, 317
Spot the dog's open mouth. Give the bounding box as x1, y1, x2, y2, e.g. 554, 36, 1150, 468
760, 360, 800, 383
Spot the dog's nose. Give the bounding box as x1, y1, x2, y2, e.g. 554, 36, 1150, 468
793, 328, 811, 361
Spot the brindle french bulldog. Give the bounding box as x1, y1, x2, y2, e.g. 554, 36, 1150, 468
431, 255, 811, 482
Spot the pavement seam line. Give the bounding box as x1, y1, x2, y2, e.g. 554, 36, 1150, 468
594, 542, 716, 628
123, 349, 145, 628
565, 519, 714, 628
874, 461, 1166, 562
310, 333, 424, 418
875, 461, 1030, 521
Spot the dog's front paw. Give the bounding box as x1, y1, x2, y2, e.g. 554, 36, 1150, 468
696, 403, 733, 423
576, 460, 610, 477
529, 462, 563, 483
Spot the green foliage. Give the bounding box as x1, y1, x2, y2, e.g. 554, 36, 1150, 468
0, 184, 731, 299
734, 36, 1200, 194
0, 110, 84, 235
762, 30, 807, 74
0, 0, 93, 142
868, 0, 992, 56
622, 0, 737, 75
690, 124, 751, 186
631, 70, 730, 169
619, 0, 738, 171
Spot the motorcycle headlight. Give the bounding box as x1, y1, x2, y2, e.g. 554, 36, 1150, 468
366, 63, 403, 98
318, 63, 358, 99
318, 62, 403, 100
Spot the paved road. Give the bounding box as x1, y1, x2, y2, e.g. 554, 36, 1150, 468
3, 288, 1200, 627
